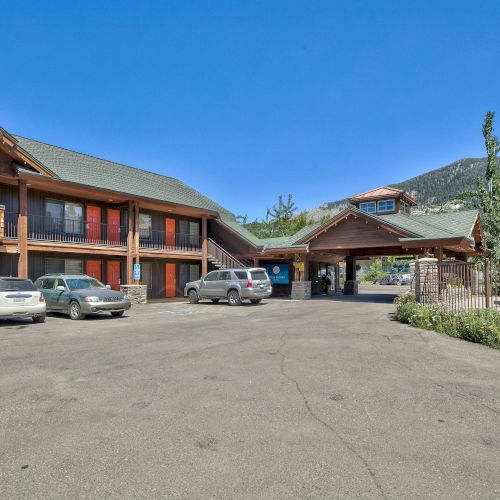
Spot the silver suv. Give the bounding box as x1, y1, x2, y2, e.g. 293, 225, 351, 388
184, 268, 272, 306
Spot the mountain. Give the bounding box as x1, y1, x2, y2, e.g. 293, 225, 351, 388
309, 158, 490, 220
391, 158, 487, 206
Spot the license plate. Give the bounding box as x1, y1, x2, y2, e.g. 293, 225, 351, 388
13, 298, 26, 302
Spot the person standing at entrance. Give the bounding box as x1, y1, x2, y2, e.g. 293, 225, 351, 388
325, 273, 332, 295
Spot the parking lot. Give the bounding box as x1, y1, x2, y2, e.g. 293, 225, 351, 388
1, 292, 499, 499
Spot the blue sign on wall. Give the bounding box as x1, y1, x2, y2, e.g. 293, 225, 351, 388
265, 264, 289, 284
133, 263, 141, 281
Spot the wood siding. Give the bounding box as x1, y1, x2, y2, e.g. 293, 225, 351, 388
27, 252, 126, 287
0, 253, 18, 276
208, 220, 256, 257
309, 216, 403, 250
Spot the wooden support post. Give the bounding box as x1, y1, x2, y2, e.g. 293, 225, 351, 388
17, 180, 28, 278
485, 260, 492, 308
335, 263, 340, 293
302, 254, 309, 282
201, 215, 208, 276
433, 246, 443, 262
0, 204, 5, 240
126, 200, 134, 284
345, 256, 356, 281
133, 202, 140, 284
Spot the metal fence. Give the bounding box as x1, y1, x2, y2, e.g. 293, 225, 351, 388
415, 260, 500, 312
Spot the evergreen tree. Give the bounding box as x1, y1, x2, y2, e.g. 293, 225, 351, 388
463, 111, 500, 262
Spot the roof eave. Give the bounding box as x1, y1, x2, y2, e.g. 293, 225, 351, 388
17, 170, 220, 217
0, 128, 58, 178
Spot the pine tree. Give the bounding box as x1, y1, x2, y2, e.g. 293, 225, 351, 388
464, 111, 500, 262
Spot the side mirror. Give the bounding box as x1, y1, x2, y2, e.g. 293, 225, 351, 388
56, 285, 66, 292
105, 284, 111, 289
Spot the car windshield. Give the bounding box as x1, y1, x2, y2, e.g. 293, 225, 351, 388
65, 278, 107, 291
0, 279, 37, 292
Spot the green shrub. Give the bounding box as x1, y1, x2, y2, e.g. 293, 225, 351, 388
394, 294, 500, 349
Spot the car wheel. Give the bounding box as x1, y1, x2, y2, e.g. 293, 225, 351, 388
111, 311, 125, 317
69, 301, 85, 320
250, 299, 262, 304
211, 299, 220, 303
188, 289, 199, 304
227, 290, 242, 306
32, 315, 46, 323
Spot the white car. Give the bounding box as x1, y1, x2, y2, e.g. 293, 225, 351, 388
0, 277, 46, 323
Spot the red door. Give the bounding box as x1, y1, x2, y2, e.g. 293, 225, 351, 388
165, 218, 176, 249
165, 263, 176, 298
86, 260, 102, 281
86, 206, 101, 242
107, 261, 121, 291
107, 209, 121, 244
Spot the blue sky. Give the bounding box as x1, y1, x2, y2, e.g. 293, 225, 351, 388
2, 1, 499, 219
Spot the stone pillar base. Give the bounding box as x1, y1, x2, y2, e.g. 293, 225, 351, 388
343, 280, 359, 295
415, 258, 439, 304
291, 281, 311, 300
120, 285, 147, 304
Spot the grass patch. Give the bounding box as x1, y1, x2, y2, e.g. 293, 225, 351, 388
394, 294, 500, 349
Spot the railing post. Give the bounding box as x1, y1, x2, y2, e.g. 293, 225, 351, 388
201, 216, 208, 276
17, 180, 28, 278
485, 260, 492, 309
0, 205, 5, 240
127, 200, 134, 284
133, 202, 140, 284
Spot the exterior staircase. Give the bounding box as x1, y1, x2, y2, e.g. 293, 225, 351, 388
207, 238, 248, 269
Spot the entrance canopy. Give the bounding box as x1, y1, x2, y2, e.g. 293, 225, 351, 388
259, 205, 485, 263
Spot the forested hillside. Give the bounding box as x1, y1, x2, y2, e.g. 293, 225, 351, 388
391, 158, 488, 206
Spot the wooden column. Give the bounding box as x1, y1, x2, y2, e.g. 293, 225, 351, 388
17, 180, 28, 278
301, 254, 309, 282
126, 200, 134, 284
133, 202, 140, 284
201, 215, 208, 276
433, 246, 443, 263
335, 262, 340, 293
345, 256, 356, 281
0, 204, 5, 240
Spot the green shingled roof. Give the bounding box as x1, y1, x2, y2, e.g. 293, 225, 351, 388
11, 135, 479, 251
13, 135, 234, 218
377, 210, 478, 241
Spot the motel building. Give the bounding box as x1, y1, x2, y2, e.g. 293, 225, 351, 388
0, 127, 487, 300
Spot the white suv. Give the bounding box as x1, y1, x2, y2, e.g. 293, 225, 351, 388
0, 277, 46, 323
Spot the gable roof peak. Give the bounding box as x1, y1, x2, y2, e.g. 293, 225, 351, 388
348, 186, 417, 205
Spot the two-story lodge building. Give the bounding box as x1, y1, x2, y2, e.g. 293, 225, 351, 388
0, 127, 487, 299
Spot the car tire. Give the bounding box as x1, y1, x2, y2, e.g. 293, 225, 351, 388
32, 315, 46, 323
211, 299, 220, 303
69, 301, 85, 320
250, 299, 262, 304
227, 290, 242, 306
188, 289, 199, 304
111, 311, 125, 317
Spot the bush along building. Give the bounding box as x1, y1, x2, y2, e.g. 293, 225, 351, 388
0, 128, 487, 300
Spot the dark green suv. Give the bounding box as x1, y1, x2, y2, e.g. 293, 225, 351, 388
35, 274, 131, 320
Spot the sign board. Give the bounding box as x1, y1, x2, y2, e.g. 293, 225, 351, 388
133, 263, 141, 281
265, 263, 289, 284
293, 262, 305, 272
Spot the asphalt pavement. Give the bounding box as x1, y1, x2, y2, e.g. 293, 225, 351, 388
0, 288, 499, 499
